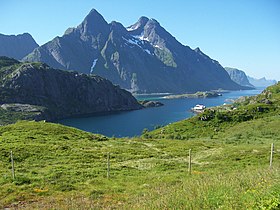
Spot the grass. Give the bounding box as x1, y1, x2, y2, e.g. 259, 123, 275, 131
126, 168, 280, 209
147, 82, 280, 140
0, 82, 279, 209
0, 118, 279, 209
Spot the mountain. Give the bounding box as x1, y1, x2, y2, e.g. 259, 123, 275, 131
0, 33, 38, 60
224, 67, 254, 88
247, 76, 277, 87
24, 9, 246, 93
0, 56, 142, 123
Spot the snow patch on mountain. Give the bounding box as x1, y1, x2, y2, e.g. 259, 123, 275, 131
90, 58, 98, 74
154, 44, 163, 50
132, 33, 150, 42
122, 36, 142, 47
122, 36, 152, 55
126, 24, 139, 31
144, 49, 151, 55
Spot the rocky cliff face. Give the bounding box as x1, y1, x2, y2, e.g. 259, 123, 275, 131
24, 9, 246, 93
225, 67, 254, 88
0, 57, 142, 121
0, 33, 38, 60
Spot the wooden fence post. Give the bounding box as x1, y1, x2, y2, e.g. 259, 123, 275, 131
10, 151, 15, 180
188, 149, 192, 175
107, 152, 110, 179
269, 143, 274, 170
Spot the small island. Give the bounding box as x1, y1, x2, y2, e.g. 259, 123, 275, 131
162, 91, 222, 99
139, 100, 164, 108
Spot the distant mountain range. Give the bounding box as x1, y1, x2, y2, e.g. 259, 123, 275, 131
247, 76, 277, 87
0, 56, 141, 122
22, 9, 246, 93
224, 67, 254, 88
0, 33, 38, 60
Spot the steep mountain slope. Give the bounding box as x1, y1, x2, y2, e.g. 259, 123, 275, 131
225, 67, 254, 88
0, 33, 38, 60
24, 9, 246, 93
0, 56, 142, 122
24, 10, 111, 73
248, 76, 277, 87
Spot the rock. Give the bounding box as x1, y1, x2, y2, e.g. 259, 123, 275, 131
261, 99, 272, 104
139, 100, 164, 108
23, 9, 246, 93
257, 106, 264, 112
0, 33, 38, 60
163, 91, 221, 99
225, 67, 254, 88
0, 57, 142, 121
1, 103, 44, 112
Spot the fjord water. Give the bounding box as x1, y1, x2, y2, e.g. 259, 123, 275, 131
58, 88, 264, 137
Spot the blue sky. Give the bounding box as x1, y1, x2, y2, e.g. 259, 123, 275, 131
1, 0, 279, 80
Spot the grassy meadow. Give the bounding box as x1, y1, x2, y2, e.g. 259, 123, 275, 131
0, 82, 280, 209
0, 117, 279, 209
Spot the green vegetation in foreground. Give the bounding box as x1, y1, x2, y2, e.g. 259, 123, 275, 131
0, 118, 279, 209
0, 83, 279, 209
147, 82, 280, 140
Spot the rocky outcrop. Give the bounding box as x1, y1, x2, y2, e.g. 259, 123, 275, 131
139, 100, 164, 108
0, 57, 142, 121
24, 9, 246, 93
0, 33, 38, 60
225, 67, 254, 88
163, 91, 221, 99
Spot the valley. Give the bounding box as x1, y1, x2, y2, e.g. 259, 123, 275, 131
0, 3, 279, 209
0, 82, 279, 209
58, 88, 263, 137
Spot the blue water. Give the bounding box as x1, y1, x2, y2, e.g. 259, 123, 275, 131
58, 88, 264, 137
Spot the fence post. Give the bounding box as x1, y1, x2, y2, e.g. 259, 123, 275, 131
107, 152, 110, 179
10, 151, 15, 180
188, 149, 192, 175
269, 143, 274, 170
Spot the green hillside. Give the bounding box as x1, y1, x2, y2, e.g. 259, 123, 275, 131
147, 82, 280, 140
0, 83, 280, 209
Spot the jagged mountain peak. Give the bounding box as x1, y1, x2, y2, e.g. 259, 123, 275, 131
110, 21, 127, 32
85, 9, 104, 21
137, 16, 150, 26
138, 16, 149, 23
146, 18, 160, 27
77, 9, 108, 35
127, 16, 162, 33
129, 17, 180, 50
194, 47, 213, 60
194, 47, 201, 52
23, 10, 247, 93
127, 16, 149, 32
